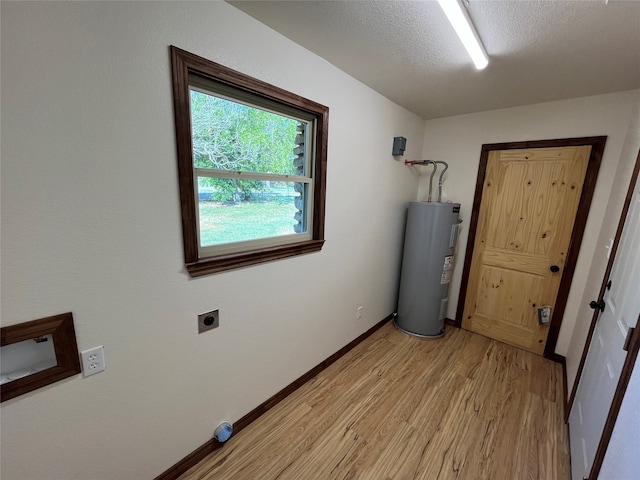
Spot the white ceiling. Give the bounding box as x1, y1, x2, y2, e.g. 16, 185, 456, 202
228, 0, 640, 120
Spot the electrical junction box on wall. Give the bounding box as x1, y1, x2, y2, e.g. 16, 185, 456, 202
392, 137, 407, 156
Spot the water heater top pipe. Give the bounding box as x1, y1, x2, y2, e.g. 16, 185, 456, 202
429, 162, 438, 202
404, 160, 434, 166
433, 161, 449, 202
405, 160, 445, 202
404, 160, 438, 201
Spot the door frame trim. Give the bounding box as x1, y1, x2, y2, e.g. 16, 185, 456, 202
454, 136, 607, 360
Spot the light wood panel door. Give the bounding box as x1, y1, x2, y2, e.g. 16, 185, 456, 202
462, 146, 591, 355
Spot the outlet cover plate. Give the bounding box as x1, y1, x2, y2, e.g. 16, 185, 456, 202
80, 345, 105, 377
198, 310, 219, 334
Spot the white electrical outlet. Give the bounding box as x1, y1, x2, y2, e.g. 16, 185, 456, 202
81, 346, 106, 377
357, 306, 363, 320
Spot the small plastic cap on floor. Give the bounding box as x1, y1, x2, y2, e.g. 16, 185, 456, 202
214, 421, 233, 442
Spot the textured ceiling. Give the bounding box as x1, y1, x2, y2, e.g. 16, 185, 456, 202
229, 0, 640, 120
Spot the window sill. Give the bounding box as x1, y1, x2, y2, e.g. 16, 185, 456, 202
186, 239, 325, 277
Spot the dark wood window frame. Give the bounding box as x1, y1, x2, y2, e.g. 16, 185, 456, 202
170, 46, 328, 277
1, 312, 81, 403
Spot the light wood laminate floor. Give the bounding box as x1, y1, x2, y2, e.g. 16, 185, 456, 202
178, 322, 570, 480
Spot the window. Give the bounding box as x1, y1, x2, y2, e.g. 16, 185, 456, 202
170, 46, 328, 276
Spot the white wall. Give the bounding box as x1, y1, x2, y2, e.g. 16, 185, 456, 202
418, 91, 639, 366
0, 2, 424, 479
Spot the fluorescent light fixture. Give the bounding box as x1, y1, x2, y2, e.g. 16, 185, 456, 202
437, 0, 489, 70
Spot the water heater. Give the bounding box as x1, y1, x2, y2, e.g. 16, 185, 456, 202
395, 202, 461, 337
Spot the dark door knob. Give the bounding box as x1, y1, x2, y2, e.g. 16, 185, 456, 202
589, 300, 606, 312
550, 265, 560, 273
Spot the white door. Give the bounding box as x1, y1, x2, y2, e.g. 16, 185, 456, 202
599, 349, 640, 479
569, 176, 640, 480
